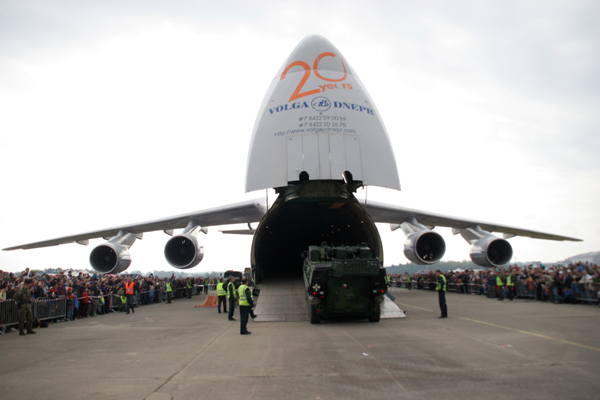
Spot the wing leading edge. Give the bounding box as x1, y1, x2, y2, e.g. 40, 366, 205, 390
362, 200, 581, 242
3, 198, 267, 251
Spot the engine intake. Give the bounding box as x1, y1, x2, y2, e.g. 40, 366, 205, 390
89, 243, 131, 274
469, 237, 513, 268
164, 234, 204, 269
403, 230, 446, 265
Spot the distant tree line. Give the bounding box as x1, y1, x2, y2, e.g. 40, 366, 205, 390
385, 260, 483, 274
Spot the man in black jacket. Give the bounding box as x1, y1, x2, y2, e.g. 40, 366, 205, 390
227, 277, 237, 321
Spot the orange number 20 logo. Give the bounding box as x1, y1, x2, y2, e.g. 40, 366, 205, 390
280, 52, 347, 102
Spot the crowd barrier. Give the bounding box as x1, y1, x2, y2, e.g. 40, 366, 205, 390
1, 283, 218, 333
515, 281, 535, 299
1, 297, 68, 329
0, 299, 18, 328
32, 297, 67, 321
393, 277, 599, 305
571, 283, 599, 304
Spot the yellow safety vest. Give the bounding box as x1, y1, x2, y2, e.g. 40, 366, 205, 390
238, 285, 250, 306
227, 282, 236, 299
166, 282, 173, 292
507, 276, 514, 286
496, 276, 503, 287
216, 282, 226, 296
436, 275, 447, 292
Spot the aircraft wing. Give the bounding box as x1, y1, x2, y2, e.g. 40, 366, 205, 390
3, 198, 267, 251
362, 200, 581, 242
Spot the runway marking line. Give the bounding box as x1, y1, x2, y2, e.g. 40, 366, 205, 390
458, 317, 600, 353
396, 301, 600, 353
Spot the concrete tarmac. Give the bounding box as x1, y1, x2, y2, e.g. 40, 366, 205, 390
1, 289, 599, 400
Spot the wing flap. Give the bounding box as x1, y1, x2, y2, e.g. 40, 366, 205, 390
3, 198, 267, 251
362, 200, 582, 242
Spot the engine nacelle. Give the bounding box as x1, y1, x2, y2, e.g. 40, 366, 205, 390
403, 230, 446, 265
164, 234, 204, 269
469, 236, 513, 268
89, 243, 132, 274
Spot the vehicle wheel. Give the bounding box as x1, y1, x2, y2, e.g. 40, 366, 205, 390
309, 304, 321, 324
368, 309, 380, 323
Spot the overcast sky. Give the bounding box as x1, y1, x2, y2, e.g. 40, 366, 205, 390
1, 0, 598, 274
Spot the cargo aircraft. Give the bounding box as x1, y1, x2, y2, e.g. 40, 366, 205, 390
3, 35, 581, 281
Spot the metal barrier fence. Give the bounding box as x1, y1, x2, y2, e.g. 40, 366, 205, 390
515, 281, 535, 299
1, 284, 218, 333
32, 297, 67, 321
396, 277, 599, 305
0, 299, 18, 328
1, 297, 68, 329
108, 286, 206, 312
571, 283, 599, 304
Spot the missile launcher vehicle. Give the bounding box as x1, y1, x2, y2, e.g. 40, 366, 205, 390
302, 243, 387, 324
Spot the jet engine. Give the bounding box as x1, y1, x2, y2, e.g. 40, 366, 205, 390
403, 230, 446, 265
454, 225, 513, 268
89, 230, 140, 274
469, 236, 513, 268
90, 243, 131, 274
164, 221, 205, 269
392, 217, 446, 265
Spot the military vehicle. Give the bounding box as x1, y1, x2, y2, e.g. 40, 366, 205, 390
302, 243, 387, 324
223, 270, 243, 288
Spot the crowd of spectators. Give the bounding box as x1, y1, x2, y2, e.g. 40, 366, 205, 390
3, 261, 598, 335
388, 262, 600, 305
0, 268, 220, 335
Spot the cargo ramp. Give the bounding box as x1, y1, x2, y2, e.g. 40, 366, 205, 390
253, 277, 405, 322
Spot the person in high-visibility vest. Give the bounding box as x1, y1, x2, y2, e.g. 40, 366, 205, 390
227, 277, 237, 321
238, 278, 254, 335
407, 275, 412, 290
506, 272, 515, 301
125, 278, 135, 315
216, 278, 228, 314
496, 273, 505, 301
166, 279, 173, 304
186, 278, 193, 299
435, 270, 448, 318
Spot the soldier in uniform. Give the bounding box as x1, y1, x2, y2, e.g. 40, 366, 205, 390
15, 278, 36, 336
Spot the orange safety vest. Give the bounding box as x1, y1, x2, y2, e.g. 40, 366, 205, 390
125, 282, 134, 296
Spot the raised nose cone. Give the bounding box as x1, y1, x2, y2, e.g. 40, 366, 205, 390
245, 35, 400, 193
280, 35, 355, 87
